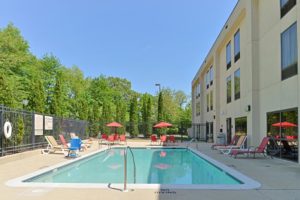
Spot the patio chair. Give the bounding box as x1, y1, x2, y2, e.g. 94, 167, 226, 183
218, 135, 247, 154
107, 135, 115, 145
160, 135, 167, 145
230, 137, 269, 158
150, 134, 158, 145
59, 134, 70, 148
120, 134, 127, 145
67, 138, 82, 158
211, 135, 239, 150
281, 140, 298, 159
42, 135, 68, 154
169, 135, 176, 144
113, 133, 120, 144
70, 132, 91, 148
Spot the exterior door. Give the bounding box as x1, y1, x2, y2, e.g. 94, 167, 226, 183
226, 118, 232, 145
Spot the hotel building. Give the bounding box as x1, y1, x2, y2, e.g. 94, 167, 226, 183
191, 0, 299, 163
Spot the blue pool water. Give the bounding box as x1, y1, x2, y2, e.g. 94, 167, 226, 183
26, 148, 241, 185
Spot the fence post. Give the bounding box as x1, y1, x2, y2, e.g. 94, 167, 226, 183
31, 112, 35, 149
0, 105, 3, 156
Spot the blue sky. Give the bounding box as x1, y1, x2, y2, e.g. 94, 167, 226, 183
0, 0, 238, 95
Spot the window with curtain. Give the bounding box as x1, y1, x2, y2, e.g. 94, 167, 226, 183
280, 0, 296, 18
234, 69, 240, 100
226, 42, 231, 70
227, 76, 231, 104
281, 22, 298, 80
234, 29, 240, 62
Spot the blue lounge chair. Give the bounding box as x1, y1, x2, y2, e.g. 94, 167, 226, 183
67, 138, 82, 158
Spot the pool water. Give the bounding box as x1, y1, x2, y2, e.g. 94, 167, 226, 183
26, 148, 241, 185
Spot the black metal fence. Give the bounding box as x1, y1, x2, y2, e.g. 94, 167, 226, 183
0, 105, 89, 157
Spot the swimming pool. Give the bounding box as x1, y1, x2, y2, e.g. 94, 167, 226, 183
7, 147, 260, 189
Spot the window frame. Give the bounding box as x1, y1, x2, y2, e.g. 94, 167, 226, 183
209, 66, 214, 85
280, 0, 296, 18
234, 29, 240, 62
281, 22, 298, 81
226, 76, 232, 104
210, 90, 213, 111
234, 69, 241, 100
206, 71, 210, 89
206, 93, 210, 112
226, 41, 231, 70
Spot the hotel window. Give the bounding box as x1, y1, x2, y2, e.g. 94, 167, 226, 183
210, 90, 213, 111
234, 29, 240, 62
206, 93, 209, 112
209, 66, 213, 85
267, 108, 298, 162
281, 22, 298, 80
234, 69, 240, 100
280, 0, 296, 18
226, 42, 231, 69
206, 71, 210, 89
226, 76, 232, 104
196, 102, 201, 116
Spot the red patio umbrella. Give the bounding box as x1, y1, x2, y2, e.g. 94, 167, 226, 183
106, 122, 123, 134
106, 122, 123, 127
271, 121, 297, 139
153, 122, 172, 128
272, 121, 297, 127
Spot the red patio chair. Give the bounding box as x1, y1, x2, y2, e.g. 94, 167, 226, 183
120, 134, 127, 145
150, 135, 158, 145
160, 135, 167, 145
230, 137, 270, 158
107, 135, 115, 145
59, 134, 69, 148
211, 135, 239, 150
101, 133, 108, 140
169, 135, 176, 143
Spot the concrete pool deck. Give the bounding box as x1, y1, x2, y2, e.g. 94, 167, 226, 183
0, 140, 300, 200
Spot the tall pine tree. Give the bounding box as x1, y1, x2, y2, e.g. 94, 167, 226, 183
129, 95, 139, 137
157, 91, 164, 122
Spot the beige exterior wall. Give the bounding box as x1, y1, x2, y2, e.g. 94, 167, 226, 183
192, 0, 300, 163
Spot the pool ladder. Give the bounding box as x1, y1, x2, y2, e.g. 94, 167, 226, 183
123, 146, 136, 192
186, 138, 199, 150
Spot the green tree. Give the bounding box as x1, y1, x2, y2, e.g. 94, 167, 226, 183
50, 71, 65, 116
129, 95, 139, 137
102, 101, 113, 134
115, 99, 126, 134
28, 77, 45, 113
157, 91, 164, 122
0, 74, 15, 107
40, 54, 61, 114
16, 116, 24, 145
88, 102, 101, 137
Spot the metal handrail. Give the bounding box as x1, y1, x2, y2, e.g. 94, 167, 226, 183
186, 138, 197, 149
123, 146, 136, 192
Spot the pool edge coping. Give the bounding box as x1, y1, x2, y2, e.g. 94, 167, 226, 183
6, 146, 261, 190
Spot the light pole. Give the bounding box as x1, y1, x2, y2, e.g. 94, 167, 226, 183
155, 83, 161, 93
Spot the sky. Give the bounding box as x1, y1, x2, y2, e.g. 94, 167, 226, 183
0, 0, 238, 95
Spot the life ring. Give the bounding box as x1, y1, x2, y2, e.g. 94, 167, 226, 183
4, 121, 12, 139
